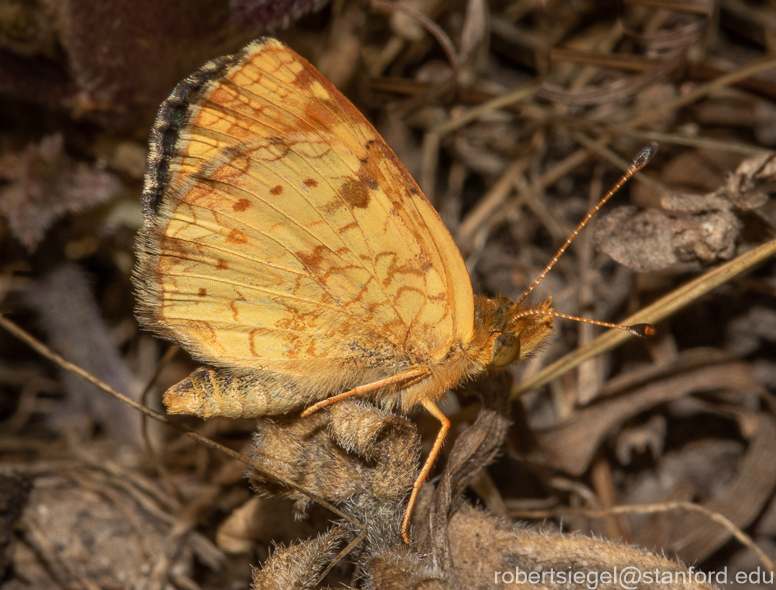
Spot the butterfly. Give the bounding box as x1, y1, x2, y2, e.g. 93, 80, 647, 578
133, 37, 653, 544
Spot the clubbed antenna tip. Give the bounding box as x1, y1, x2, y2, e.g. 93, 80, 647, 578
627, 323, 656, 338
633, 142, 659, 172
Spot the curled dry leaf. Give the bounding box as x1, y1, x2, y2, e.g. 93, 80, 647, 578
593, 152, 775, 271
592, 207, 679, 272
0, 134, 122, 251
594, 204, 742, 271
724, 152, 776, 210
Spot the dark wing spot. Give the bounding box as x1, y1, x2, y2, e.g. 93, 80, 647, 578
340, 177, 370, 209
270, 185, 283, 195
232, 198, 251, 212
216, 258, 229, 270
304, 178, 318, 188
198, 288, 207, 297
296, 245, 326, 268
226, 229, 247, 244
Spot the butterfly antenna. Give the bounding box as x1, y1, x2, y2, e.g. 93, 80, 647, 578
511, 307, 655, 338
516, 143, 658, 306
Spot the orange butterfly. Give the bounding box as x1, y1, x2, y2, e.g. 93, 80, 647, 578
134, 38, 652, 543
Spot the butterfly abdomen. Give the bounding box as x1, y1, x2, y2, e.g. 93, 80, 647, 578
164, 366, 301, 418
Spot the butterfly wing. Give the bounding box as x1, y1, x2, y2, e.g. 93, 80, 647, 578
134, 38, 474, 407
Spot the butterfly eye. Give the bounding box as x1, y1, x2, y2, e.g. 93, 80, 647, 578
491, 332, 521, 367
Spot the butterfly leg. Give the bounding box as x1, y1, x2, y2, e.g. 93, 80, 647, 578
400, 398, 450, 545
300, 368, 429, 417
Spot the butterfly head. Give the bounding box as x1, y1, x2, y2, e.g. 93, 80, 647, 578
474, 295, 555, 369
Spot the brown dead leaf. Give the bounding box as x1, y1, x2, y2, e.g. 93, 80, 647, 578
416, 374, 512, 577
593, 203, 742, 271
595, 151, 775, 271
592, 206, 678, 271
